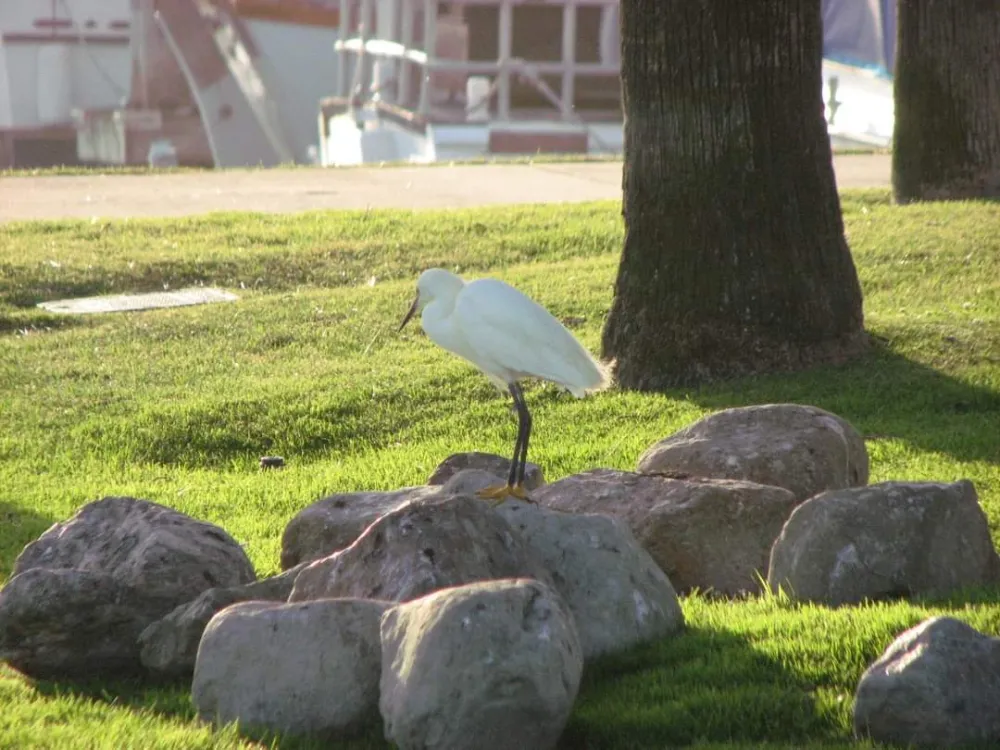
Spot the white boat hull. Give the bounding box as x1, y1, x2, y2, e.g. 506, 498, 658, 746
320, 59, 891, 167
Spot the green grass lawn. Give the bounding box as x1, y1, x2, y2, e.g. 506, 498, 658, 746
1, 189, 999, 748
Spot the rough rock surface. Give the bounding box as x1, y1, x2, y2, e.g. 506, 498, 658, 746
0, 496, 255, 679
280, 487, 433, 570
495, 499, 684, 657
428, 451, 544, 491
288, 493, 549, 603
380, 578, 581, 750
854, 616, 1000, 747
279, 463, 538, 571
0, 568, 180, 679
139, 564, 306, 679
768, 481, 999, 605
12, 496, 255, 593
535, 469, 799, 596
193, 598, 390, 736
637, 404, 869, 501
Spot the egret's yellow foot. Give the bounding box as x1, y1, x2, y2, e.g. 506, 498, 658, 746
475, 483, 532, 505
476, 483, 513, 502
512, 483, 531, 501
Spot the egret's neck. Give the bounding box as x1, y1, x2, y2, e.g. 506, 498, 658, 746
421, 297, 465, 357
421, 296, 456, 331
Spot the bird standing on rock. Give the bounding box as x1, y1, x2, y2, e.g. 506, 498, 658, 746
399, 268, 610, 501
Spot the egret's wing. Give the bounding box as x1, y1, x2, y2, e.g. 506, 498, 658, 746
455, 279, 606, 395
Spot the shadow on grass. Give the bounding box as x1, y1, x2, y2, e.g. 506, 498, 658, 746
0, 503, 56, 582
28, 626, 838, 750
30, 676, 388, 749
31, 676, 196, 721
19, 593, 1000, 750
560, 625, 844, 748
686, 336, 1000, 466
914, 584, 1000, 609
0, 310, 88, 338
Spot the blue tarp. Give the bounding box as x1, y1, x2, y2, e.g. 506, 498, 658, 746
822, 0, 896, 77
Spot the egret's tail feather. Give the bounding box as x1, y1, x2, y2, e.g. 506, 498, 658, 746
590, 357, 614, 393
567, 356, 614, 398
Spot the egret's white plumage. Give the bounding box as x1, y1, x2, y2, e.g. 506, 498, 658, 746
399, 267, 610, 500
404, 268, 609, 394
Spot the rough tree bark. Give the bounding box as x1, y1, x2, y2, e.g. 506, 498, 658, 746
602, 0, 866, 390
893, 1, 1000, 202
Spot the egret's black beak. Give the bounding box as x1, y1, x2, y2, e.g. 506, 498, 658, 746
398, 296, 419, 332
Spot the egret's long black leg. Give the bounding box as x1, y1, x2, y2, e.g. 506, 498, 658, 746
509, 382, 532, 488
476, 384, 532, 503
505, 384, 523, 487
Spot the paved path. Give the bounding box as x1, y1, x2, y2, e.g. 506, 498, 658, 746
0, 154, 890, 222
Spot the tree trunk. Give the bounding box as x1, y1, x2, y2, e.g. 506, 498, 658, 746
893, 1, 1000, 202
602, 0, 866, 390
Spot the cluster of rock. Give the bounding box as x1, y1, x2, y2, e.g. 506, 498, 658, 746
1, 403, 996, 748
0, 479, 685, 747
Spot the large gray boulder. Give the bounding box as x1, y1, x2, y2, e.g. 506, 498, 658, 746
768, 481, 999, 605
289, 493, 549, 604
10, 496, 255, 593
637, 404, 869, 501
139, 564, 306, 680
854, 617, 1000, 747
535, 469, 799, 596
495, 499, 683, 658
193, 598, 390, 736
380, 578, 581, 750
280, 487, 431, 570
0, 496, 255, 679
0, 568, 181, 679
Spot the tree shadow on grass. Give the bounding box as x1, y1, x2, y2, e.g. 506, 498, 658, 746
685, 336, 1000, 467
0, 503, 56, 582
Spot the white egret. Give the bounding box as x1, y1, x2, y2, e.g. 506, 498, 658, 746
399, 268, 610, 501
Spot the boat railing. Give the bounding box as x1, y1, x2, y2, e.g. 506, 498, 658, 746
332, 0, 621, 122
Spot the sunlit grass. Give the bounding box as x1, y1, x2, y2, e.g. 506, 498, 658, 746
1, 189, 998, 748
